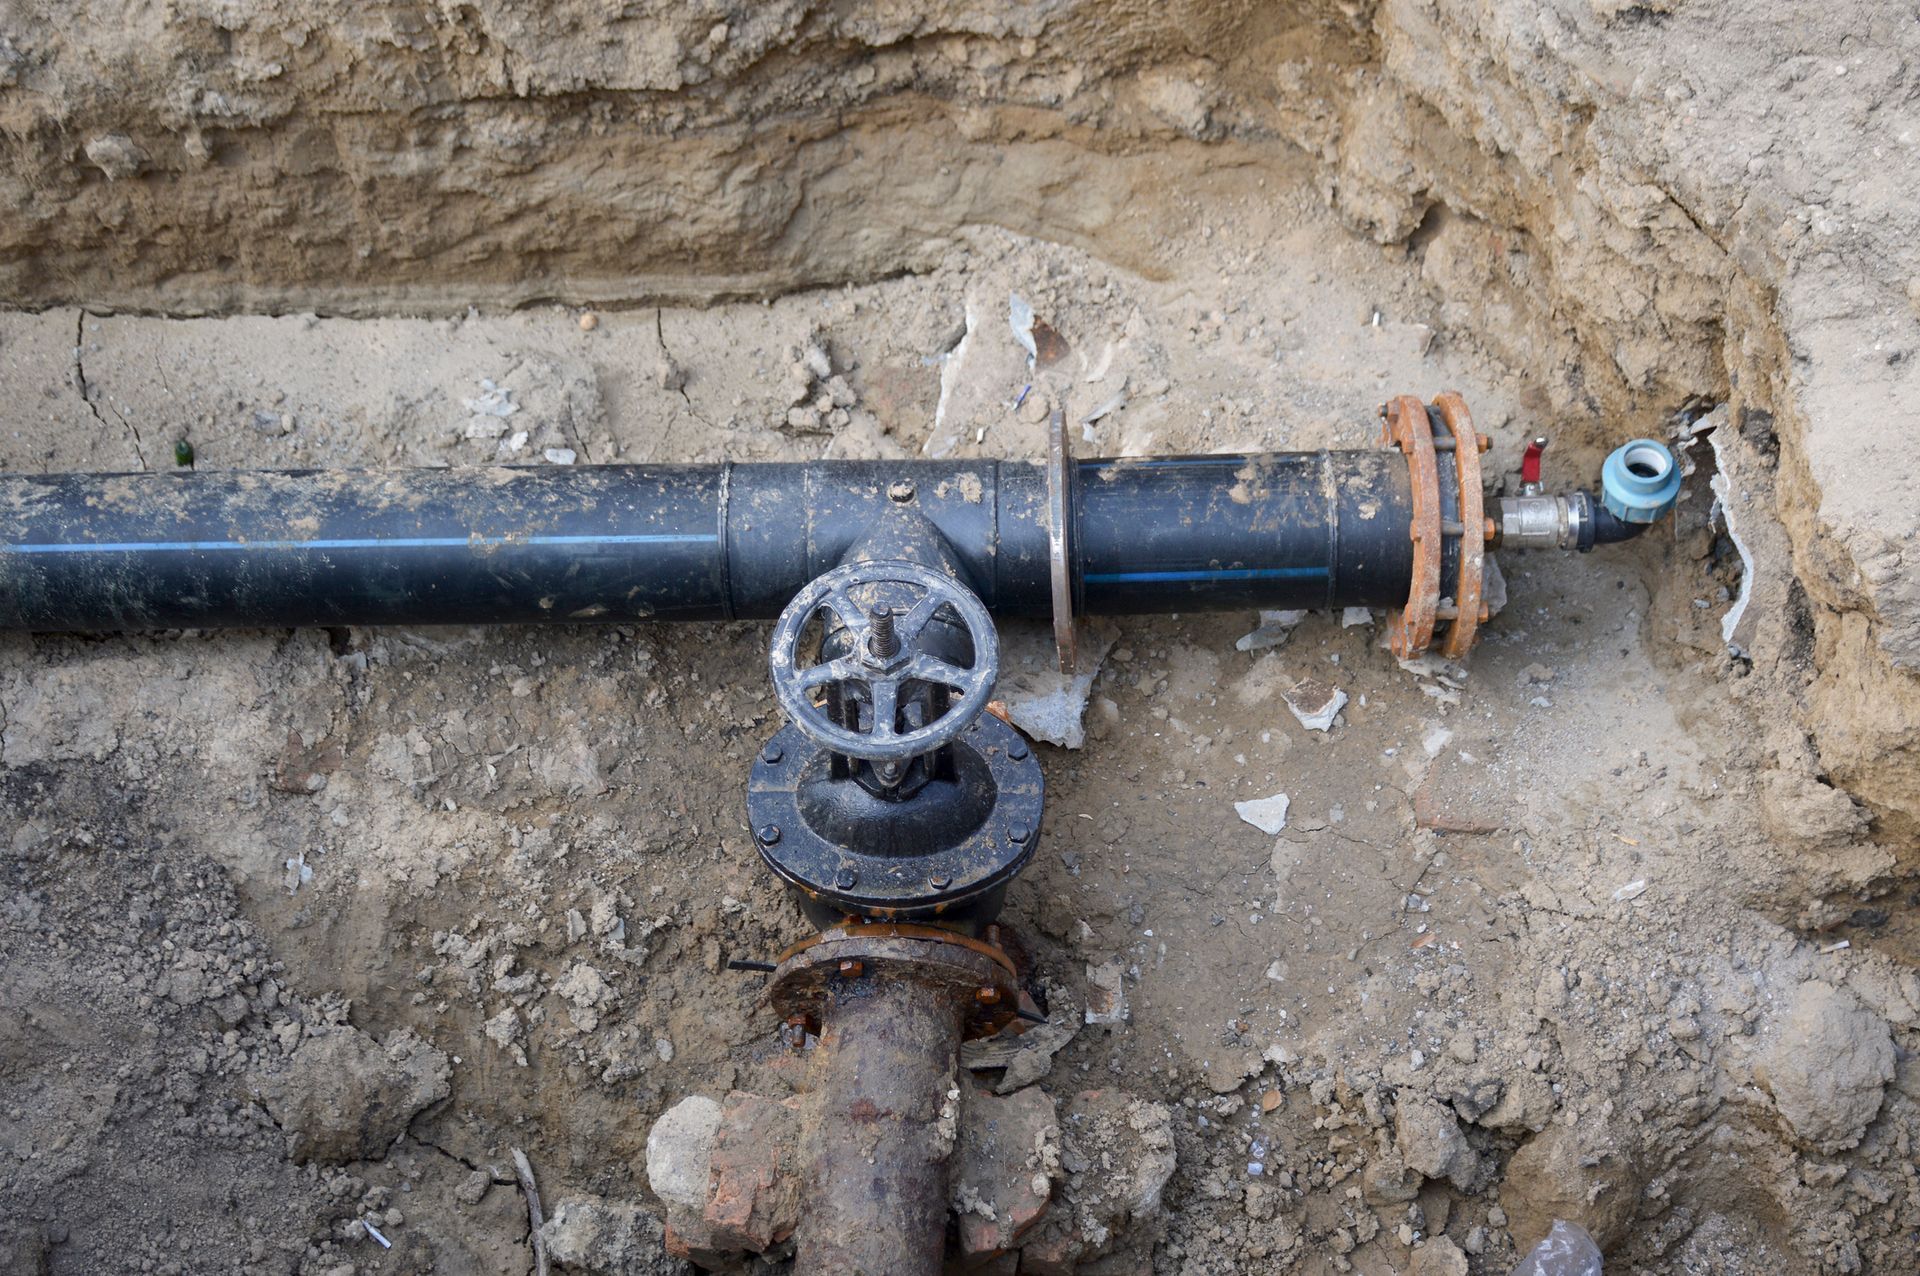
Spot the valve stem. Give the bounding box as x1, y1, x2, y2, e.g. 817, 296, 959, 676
868, 605, 899, 659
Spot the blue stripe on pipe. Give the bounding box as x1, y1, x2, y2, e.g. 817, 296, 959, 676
1, 533, 719, 555
1083, 566, 1328, 584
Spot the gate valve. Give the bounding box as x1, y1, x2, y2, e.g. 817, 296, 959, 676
766, 558, 999, 766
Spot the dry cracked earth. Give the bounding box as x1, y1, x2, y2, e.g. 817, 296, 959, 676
2, 2, 1919, 1275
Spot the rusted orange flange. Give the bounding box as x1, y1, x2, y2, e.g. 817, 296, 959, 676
768, 925, 1029, 1041
1379, 393, 1491, 660
773, 920, 1021, 978
1432, 392, 1488, 660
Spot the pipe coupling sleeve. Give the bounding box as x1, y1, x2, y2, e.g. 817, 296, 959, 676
1599, 438, 1681, 523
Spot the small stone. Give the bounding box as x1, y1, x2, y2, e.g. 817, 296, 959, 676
541, 1198, 664, 1272
1499, 1124, 1640, 1251
1084, 960, 1130, 1025
84, 133, 147, 180
578, 312, 599, 331
1409, 1235, 1469, 1276
543, 447, 578, 465
1759, 980, 1894, 1153
1234, 792, 1289, 835
1284, 679, 1347, 732
655, 357, 685, 391
454, 1170, 491, 1206
645, 1096, 723, 1211
1394, 1090, 1477, 1190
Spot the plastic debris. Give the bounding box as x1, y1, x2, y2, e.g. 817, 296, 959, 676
1611, 878, 1648, 902
1235, 792, 1290, 835
363, 1219, 392, 1249
1510, 1220, 1603, 1276
1708, 423, 1757, 656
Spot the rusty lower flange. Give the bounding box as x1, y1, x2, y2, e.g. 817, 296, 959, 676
1379, 393, 1491, 660
769, 925, 1035, 1276
768, 923, 1028, 1042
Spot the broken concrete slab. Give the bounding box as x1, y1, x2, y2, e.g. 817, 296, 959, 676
995, 619, 1117, 749
1235, 609, 1308, 652
951, 1084, 1058, 1263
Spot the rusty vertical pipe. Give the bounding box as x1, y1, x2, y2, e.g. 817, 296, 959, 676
793, 976, 964, 1276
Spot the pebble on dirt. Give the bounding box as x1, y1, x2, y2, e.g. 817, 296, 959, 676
1234, 791, 1289, 834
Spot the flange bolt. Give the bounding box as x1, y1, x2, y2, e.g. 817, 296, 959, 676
758, 824, 782, 845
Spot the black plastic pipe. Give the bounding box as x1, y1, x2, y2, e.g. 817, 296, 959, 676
0, 454, 1415, 631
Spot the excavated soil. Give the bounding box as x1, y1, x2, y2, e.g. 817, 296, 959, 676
3, 2, 1919, 1275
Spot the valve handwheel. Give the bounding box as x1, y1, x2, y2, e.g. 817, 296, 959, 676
767, 559, 999, 764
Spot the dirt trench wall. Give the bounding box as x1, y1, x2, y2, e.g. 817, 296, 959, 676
2, 0, 1917, 836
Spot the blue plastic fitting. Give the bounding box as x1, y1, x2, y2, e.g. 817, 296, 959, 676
1599, 438, 1681, 523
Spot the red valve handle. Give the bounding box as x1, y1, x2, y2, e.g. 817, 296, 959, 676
1521, 436, 1548, 488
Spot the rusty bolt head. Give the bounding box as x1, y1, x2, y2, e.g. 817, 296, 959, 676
976, 986, 1002, 1005
836, 868, 858, 890
758, 824, 782, 845
838, 959, 864, 978
888, 479, 916, 503
761, 741, 784, 764
929, 874, 952, 889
